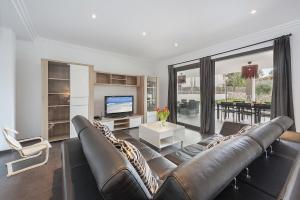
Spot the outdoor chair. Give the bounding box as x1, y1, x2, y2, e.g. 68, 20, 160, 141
220, 102, 236, 122
2, 128, 51, 177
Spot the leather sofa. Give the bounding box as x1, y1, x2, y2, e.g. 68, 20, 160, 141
62, 115, 294, 200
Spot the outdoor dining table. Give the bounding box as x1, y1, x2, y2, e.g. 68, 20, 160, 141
216, 102, 271, 124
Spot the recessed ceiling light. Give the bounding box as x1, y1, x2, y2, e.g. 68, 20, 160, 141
174, 43, 179, 47
142, 32, 147, 36
92, 14, 96, 19
251, 9, 257, 14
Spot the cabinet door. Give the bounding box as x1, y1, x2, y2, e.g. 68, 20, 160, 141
130, 117, 142, 128
70, 65, 89, 97
69, 65, 89, 138
70, 105, 89, 138
146, 77, 158, 112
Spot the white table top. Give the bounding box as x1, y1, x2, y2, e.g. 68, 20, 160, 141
140, 122, 185, 133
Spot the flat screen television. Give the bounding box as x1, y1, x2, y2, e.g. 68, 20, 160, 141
105, 96, 134, 117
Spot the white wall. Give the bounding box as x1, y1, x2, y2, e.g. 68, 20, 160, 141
155, 20, 300, 131
16, 38, 156, 139
0, 27, 16, 150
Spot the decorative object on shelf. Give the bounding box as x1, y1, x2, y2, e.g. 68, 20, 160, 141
156, 107, 170, 127
241, 61, 258, 79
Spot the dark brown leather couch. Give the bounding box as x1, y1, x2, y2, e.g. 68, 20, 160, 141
62, 115, 294, 200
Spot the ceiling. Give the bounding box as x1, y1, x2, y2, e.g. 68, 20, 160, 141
1, 0, 300, 61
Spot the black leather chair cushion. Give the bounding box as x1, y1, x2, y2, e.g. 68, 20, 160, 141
147, 156, 177, 180
139, 147, 161, 161
164, 151, 193, 165
155, 136, 262, 200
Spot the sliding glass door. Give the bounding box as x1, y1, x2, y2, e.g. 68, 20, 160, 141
175, 64, 200, 130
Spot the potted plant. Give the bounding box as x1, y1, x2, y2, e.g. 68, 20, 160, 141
156, 107, 170, 127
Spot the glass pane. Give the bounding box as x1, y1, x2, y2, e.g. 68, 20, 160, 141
147, 77, 157, 111
176, 68, 200, 127
215, 50, 273, 132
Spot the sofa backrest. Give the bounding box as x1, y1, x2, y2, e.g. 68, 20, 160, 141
245, 116, 293, 150
155, 136, 262, 200
271, 116, 294, 132
71, 116, 151, 200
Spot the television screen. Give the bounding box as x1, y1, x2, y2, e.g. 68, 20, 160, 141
105, 96, 133, 115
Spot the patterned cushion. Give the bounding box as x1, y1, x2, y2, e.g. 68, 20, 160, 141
206, 134, 229, 149
92, 120, 159, 195
235, 124, 255, 135
206, 125, 255, 149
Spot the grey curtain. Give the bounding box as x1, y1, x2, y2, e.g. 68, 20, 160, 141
200, 57, 215, 134
271, 36, 296, 130
167, 65, 177, 123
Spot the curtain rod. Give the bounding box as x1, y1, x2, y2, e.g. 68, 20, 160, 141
171, 33, 292, 66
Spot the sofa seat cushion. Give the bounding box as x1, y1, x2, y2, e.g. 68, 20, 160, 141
164, 150, 193, 165
147, 156, 177, 180
124, 137, 149, 150
197, 134, 224, 146
139, 147, 161, 161
181, 144, 207, 156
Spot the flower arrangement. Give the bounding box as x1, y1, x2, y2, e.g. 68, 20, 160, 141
156, 107, 170, 126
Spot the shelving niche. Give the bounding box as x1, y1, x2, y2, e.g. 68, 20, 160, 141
95, 72, 139, 87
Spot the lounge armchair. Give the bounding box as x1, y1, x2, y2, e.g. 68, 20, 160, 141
2, 128, 51, 177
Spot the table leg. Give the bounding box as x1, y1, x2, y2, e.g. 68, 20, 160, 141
217, 104, 220, 119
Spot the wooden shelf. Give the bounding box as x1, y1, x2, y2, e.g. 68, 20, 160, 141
94, 71, 140, 87
111, 78, 126, 80
49, 135, 70, 142
48, 93, 70, 95
48, 62, 70, 80
48, 78, 70, 81
114, 121, 129, 125
114, 126, 130, 131
160, 137, 181, 149
48, 120, 70, 124
48, 105, 70, 108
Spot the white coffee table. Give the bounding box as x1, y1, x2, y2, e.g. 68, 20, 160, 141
139, 122, 185, 150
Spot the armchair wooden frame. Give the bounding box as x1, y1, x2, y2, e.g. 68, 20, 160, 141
2, 128, 51, 177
